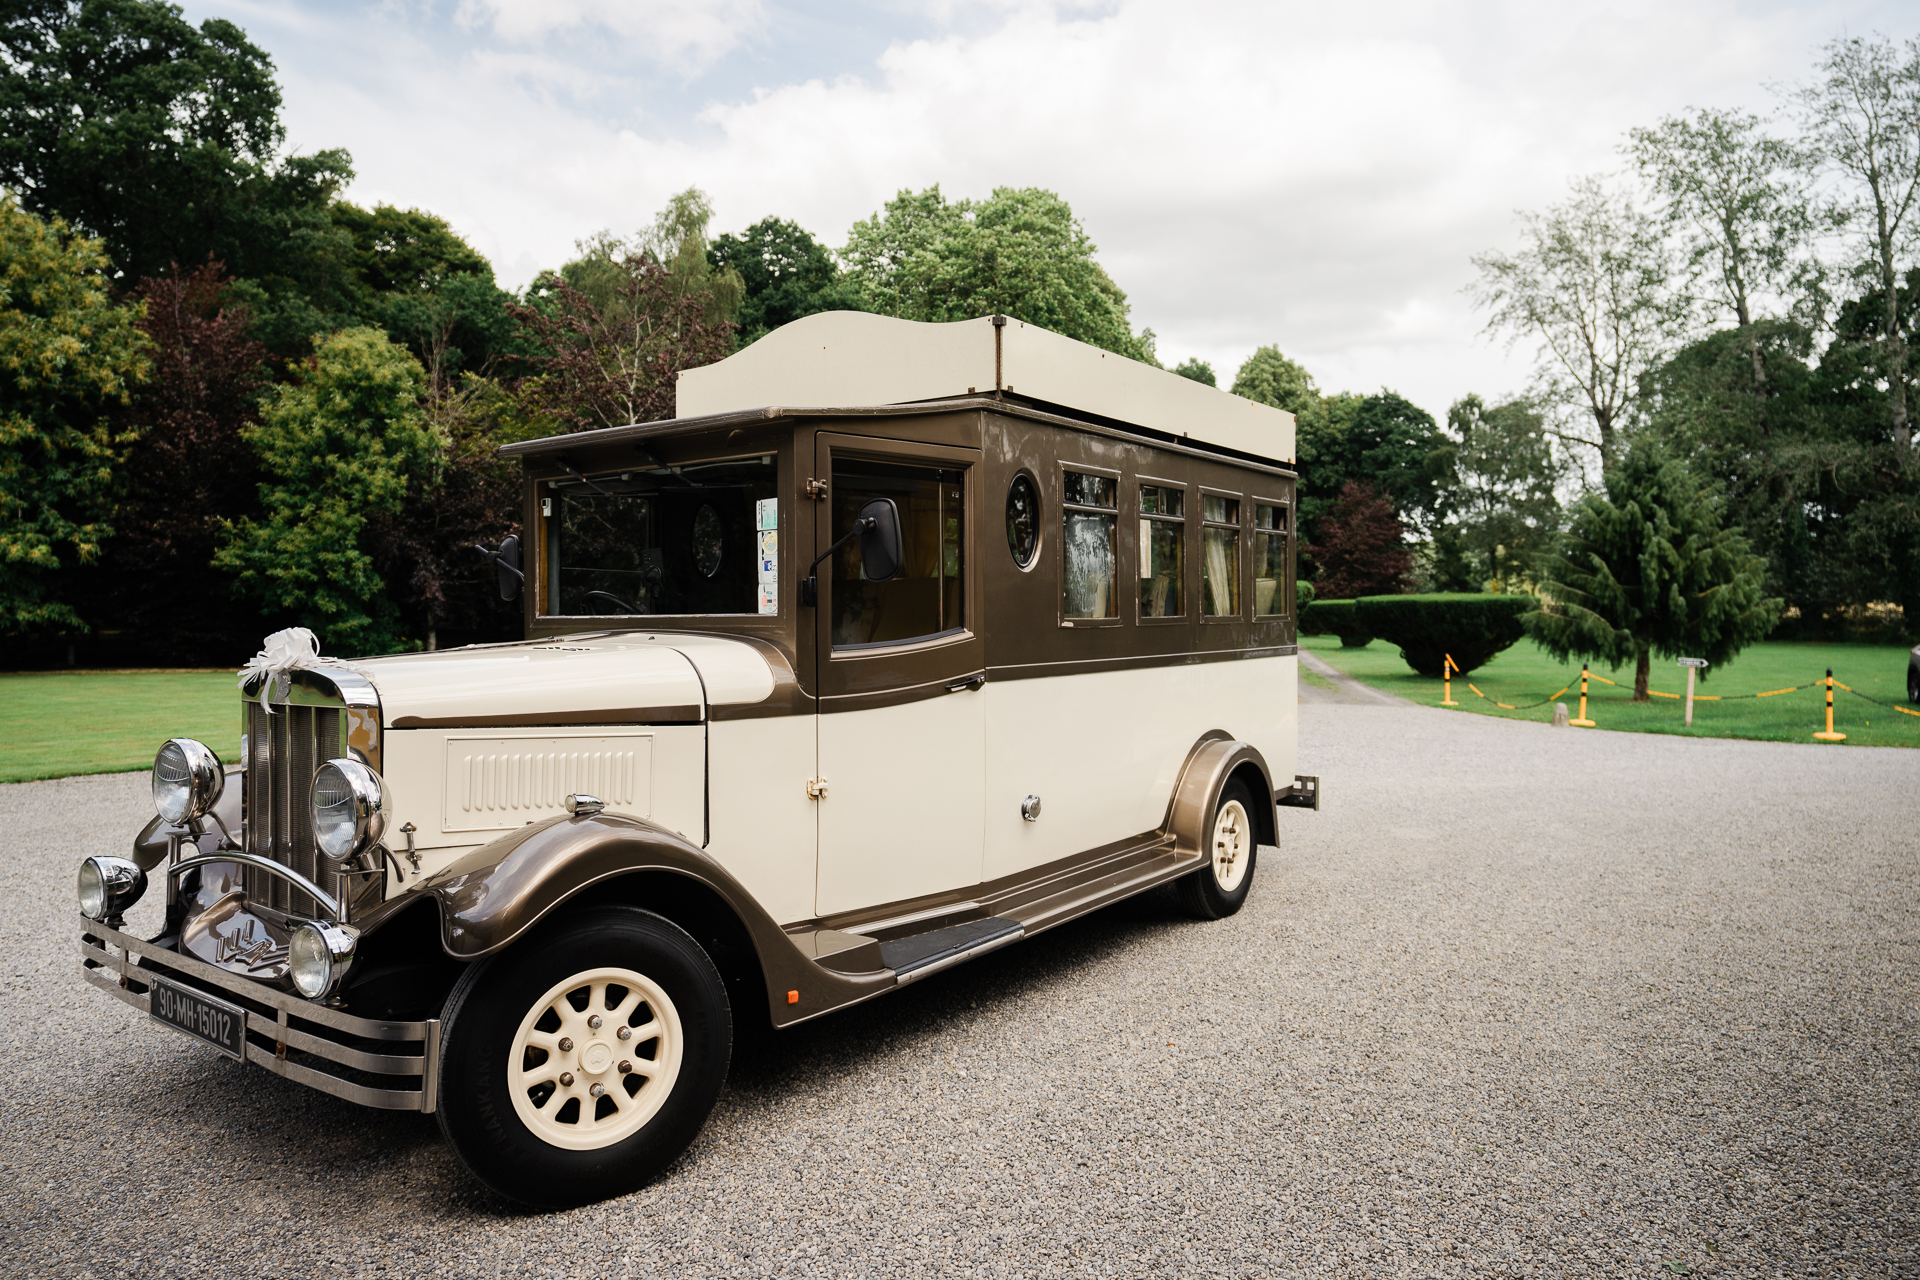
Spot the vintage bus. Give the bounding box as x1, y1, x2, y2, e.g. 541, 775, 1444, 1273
76, 311, 1315, 1207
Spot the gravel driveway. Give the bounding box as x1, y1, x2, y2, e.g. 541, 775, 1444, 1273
2, 704, 1913, 1279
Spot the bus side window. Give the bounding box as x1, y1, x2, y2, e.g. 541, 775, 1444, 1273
1253, 502, 1288, 617
1201, 493, 1241, 617
1062, 470, 1118, 621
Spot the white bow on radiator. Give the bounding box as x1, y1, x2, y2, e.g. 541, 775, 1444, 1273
236, 627, 350, 714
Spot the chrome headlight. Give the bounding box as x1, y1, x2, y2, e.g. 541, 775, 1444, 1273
311, 758, 389, 861
288, 921, 359, 1000
152, 738, 224, 825
78, 855, 147, 922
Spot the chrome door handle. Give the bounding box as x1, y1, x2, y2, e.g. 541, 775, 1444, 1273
945, 673, 986, 693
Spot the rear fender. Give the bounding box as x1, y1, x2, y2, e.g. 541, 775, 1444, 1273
1164, 734, 1274, 856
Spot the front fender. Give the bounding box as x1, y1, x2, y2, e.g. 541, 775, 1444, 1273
354, 812, 895, 1028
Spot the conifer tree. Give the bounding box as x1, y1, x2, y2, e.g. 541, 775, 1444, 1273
1526, 440, 1779, 699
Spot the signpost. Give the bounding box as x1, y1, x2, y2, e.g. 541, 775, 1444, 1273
1677, 657, 1708, 727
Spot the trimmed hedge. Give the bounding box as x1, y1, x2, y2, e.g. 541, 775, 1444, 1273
1301, 598, 1373, 647
1352, 593, 1532, 676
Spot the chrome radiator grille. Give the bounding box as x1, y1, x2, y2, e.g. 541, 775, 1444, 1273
244, 701, 342, 918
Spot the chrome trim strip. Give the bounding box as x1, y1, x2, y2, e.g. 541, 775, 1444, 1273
171, 853, 340, 920
891, 925, 1025, 987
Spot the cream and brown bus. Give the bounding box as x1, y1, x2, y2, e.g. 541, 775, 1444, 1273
76, 311, 1316, 1207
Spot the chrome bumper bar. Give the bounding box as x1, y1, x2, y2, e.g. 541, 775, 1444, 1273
79, 918, 439, 1113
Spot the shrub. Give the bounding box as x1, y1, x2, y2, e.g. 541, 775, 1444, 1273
1302, 598, 1373, 647
1296, 579, 1316, 609
1354, 593, 1532, 676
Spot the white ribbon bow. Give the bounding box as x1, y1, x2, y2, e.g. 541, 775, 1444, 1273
236, 627, 339, 715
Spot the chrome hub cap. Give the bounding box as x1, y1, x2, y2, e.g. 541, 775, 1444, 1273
1211, 798, 1251, 893
508, 966, 683, 1151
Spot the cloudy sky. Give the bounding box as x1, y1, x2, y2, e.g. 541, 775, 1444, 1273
186, 0, 1910, 420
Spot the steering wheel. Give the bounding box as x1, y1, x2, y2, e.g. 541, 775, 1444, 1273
584, 590, 637, 615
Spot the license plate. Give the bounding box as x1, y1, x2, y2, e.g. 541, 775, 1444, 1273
149, 978, 246, 1060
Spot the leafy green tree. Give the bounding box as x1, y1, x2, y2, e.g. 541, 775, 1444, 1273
563, 188, 743, 334
1170, 357, 1215, 386
839, 185, 1155, 361
1790, 33, 1920, 452
1432, 394, 1562, 591
0, 197, 147, 633
1230, 345, 1318, 414
215, 327, 440, 652
1527, 439, 1780, 699
1472, 176, 1683, 463
0, 0, 357, 354
710, 216, 847, 345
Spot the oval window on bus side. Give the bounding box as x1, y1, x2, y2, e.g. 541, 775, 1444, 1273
1006, 473, 1039, 568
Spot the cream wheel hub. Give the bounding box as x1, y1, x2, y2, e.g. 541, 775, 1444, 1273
1211, 798, 1251, 893
508, 965, 683, 1151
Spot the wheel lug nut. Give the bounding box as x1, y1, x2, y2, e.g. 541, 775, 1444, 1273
618, 1060, 632, 1074
616, 1026, 632, 1040
587, 1015, 603, 1029
558, 1037, 573, 1052
559, 1071, 575, 1086
589, 1083, 606, 1098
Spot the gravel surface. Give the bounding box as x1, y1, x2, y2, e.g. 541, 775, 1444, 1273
2, 706, 1914, 1278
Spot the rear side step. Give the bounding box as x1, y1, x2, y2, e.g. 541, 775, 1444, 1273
880, 917, 1024, 986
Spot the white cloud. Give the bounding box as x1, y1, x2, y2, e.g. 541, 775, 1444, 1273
456, 0, 767, 73
252, 0, 1911, 417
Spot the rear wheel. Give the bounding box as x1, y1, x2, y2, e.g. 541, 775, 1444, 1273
1174, 778, 1260, 920
437, 906, 731, 1207
1908, 665, 1918, 704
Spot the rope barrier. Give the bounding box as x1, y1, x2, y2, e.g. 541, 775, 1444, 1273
1438, 668, 1912, 724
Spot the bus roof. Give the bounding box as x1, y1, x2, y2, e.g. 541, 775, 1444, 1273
675, 312, 1295, 465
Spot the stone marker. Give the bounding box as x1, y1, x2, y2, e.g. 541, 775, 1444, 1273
1552, 702, 1571, 728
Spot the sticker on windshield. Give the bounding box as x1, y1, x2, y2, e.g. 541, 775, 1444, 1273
755, 499, 778, 614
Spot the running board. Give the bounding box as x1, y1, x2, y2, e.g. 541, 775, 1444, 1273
880, 917, 1025, 986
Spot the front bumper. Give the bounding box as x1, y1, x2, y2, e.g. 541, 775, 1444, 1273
80, 919, 439, 1112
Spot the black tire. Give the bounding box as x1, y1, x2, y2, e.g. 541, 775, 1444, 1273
1908, 665, 1919, 705
437, 905, 731, 1208
1173, 777, 1260, 920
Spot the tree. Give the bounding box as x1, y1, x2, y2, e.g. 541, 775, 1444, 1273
0, 0, 357, 345
1230, 345, 1318, 414
1471, 176, 1682, 463
1170, 357, 1215, 386
1306, 482, 1413, 599
1789, 33, 1920, 453
709, 216, 847, 345
84, 260, 268, 662
839, 185, 1156, 361
564, 188, 743, 336
1433, 394, 1562, 591
1292, 389, 1447, 538
214, 327, 440, 652
513, 252, 734, 433
0, 197, 147, 633
1626, 107, 1823, 391
1526, 440, 1780, 699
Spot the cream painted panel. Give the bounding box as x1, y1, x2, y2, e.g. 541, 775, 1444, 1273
706, 716, 818, 927
997, 321, 1294, 462
816, 692, 985, 916
361, 642, 703, 725
659, 635, 777, 707
672, 312, 1295, 464
380, 724, 705, 850
982, 656, 1297, 882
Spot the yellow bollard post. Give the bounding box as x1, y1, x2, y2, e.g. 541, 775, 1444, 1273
1814, 667, 1846, 741
1441, 653, 1460, 706
1569, 665, 1597, 726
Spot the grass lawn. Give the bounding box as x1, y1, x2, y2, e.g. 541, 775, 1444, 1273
0, 671, 242, 784
1303, 634, 1919, 748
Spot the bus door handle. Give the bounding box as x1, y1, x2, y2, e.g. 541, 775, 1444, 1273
945, 673, 986, 694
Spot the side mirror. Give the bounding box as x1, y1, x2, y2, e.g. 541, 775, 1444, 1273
495, 534, 522, 601
801, 497, 907, 606
855, 498, 903, 581
474, 536, 524, 601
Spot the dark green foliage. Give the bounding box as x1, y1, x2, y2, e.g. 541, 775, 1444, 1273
1300, 598, 1372, 647
1171, 357, 1216, 386
1430, 394, 1562, 591
1353, 593, 1532, 677
1526, 439, 1781, 698
1293, 389, 1448, 542
709, 217, 847, 346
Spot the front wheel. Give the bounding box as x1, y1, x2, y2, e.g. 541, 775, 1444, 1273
437, 905, 731, 1207
1173, 778, 1260, 920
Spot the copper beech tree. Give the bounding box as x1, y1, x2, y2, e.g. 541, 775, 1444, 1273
1306, 483, 1414, 599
